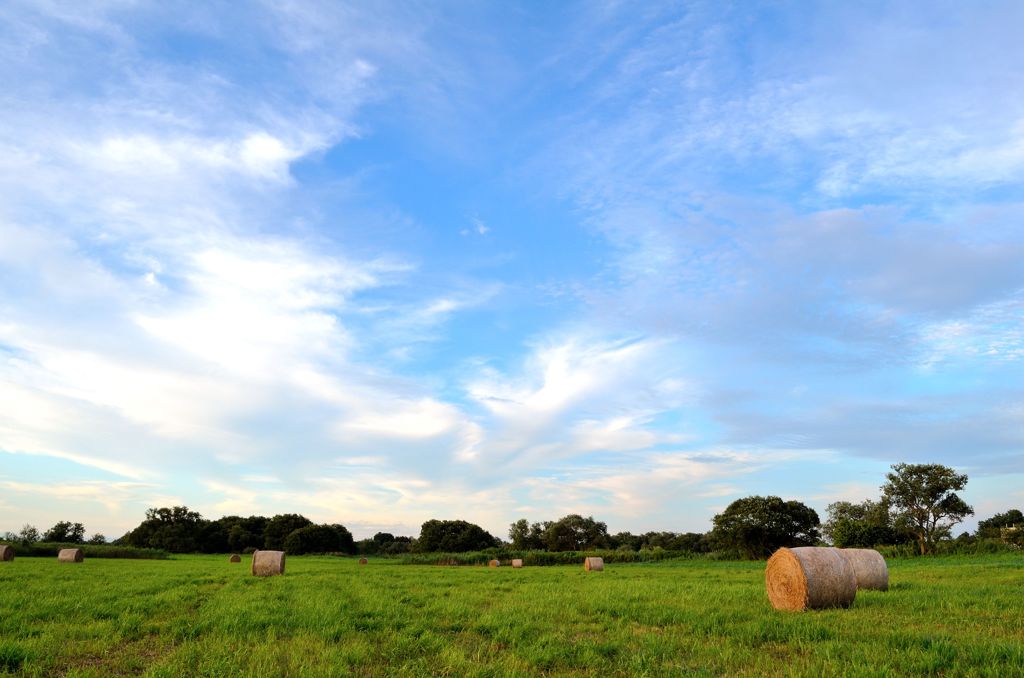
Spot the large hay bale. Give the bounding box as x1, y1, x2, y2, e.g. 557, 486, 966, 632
838, 548, 888, 591
488, 559, 500, 568
57, 548, 84, 563
358, 558, 368, 565
511, 559, 523, 568
229, 554, 241, 563
0, 545, 13, 561
584, 556, 604, 571
765, 546, 856, 611
251, 550, 286, 577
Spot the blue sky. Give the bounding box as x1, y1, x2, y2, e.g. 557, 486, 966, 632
1, 1, 1022, 540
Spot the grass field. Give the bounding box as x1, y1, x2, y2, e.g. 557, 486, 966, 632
1, 554, 1022, 676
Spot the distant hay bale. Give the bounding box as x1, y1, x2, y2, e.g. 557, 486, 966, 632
251, 550, 286, 577
229, 554, 241, 563
0, 545, 13, 561
358, 558, 368, 565
489, 559, 500, 568
511, 559, 523, 568
57, 548, 84, 563
584, 556, 604, 571
838, 548, 888, 591
765, 546, 856, 611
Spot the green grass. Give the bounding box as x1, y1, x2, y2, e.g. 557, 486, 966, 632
1, 554, 1022, 676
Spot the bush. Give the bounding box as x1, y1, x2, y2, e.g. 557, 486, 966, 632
283, 524, 356, 555
876, 538, 1019, 558
0, 541, 168, 559
399, 548, 708, 566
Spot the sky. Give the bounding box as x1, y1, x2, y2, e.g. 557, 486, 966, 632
1, 1, 1023, 541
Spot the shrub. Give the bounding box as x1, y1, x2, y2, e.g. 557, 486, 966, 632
399, 548, 706, 566
0, 541, 168, 559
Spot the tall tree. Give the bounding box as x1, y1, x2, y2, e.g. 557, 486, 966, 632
416, 519, 497, 552
43, 521, 86, 543
823, 498, 906, 547
542, 515, 609, 551
124, 506, 206, 552
711, 496, 820, 559
18, 524, 40, 544
976, 509, 1023, 539
881, 463, 973, 555
508, 519, 546, 550
263, 514, 313, 550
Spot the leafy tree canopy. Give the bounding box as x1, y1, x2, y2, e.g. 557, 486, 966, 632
416, 519, 497, 553
263, 514, 314, 550
977, 509, 1023, 538
881, 463, 973, 555
711, 496, 820, 559
542, 514, 609, 551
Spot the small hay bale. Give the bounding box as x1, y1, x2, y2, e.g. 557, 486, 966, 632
511, 559, 523, 568
838, 548, 888, 591
488, 559, 500, 568
251, 550, 286, 577
358, 558, 368, 565
57, 548, 84, 563
765, 546, 856, 611
229, 554, 241, 563
584, 556, 604, 571
0, 545, 13, 561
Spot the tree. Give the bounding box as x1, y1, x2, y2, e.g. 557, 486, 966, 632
283, 524, 354, 554
881, 463, 973, 555
823, 498, 907, 547
87, 533, 107, 545
225, 516, 268, 552
124, 506, 206, 552
416, 519, 497, 552
327, 524, 356, 554
44, 521, 86, 543
264, 514, 313, 550
711, 496, 820, 559
508, 519, 546, 550
359, 532, 413, 555
976, 509, 1023, 541
542, 515, 609, 551
18, 524, 40, 544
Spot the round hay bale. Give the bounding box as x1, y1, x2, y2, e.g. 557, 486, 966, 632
57, 548, 84, 563
0, 545, 13, 561
765, 546, 856, 611
251, 550, 286, 577
838, 548, 888, 591
511, 559, 523, 568
584, 556, 604, 571
358, 558, 368, 565
488, 559, 500, 568
229, 554, 241, 563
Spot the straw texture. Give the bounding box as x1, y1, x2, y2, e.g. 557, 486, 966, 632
584, 557, 604, 571
765, 546, 856, 611
358, 558, 368, 565
57, 548, 84, 563
488, 559, 500, 568
0, 545, 13, 561
229, 554, 241, 563
838, 548, 889, 591
511, 559, 523, 568
251, 550, 286, 576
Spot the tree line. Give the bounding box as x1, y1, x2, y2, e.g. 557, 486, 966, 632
6, 463, 1020, 557
3, 521, 106, 546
